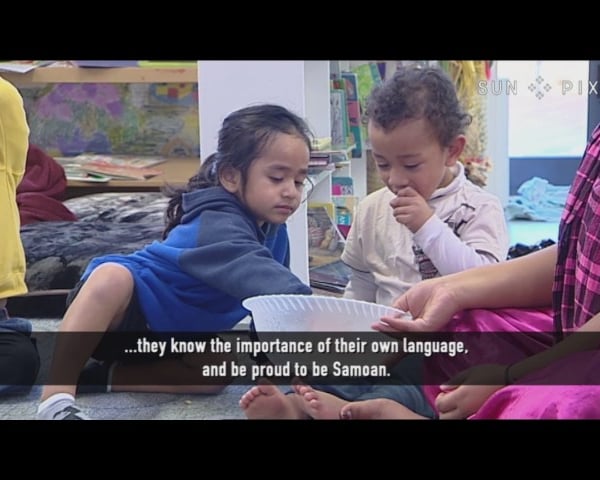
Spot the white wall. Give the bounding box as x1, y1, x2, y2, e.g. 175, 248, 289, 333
484, 68, 510, 206
198, 61, 306, 157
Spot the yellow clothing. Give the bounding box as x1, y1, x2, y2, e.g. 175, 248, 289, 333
0, 77, 29, 298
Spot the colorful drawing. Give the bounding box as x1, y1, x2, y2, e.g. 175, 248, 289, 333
21, 82, 200, 158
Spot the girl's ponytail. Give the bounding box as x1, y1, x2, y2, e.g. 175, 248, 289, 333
162, 154, 219, 238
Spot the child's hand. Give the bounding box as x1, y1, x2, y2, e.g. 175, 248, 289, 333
389, 186, 433, 233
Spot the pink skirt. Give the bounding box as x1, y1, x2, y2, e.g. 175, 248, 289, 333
421, 308, 600, 419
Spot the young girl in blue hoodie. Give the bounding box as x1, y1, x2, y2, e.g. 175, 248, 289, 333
37, 104, 313, 419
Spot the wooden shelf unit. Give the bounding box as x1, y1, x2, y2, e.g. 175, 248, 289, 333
65, 157, 200, 199
0, 66, 197, 85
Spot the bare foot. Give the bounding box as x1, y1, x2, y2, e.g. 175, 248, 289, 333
292, 383, 350, 419
340, 398, 429, 420
239, 383, 307, 419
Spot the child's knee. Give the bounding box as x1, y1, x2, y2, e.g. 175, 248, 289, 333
90, 263, 133, 288
84, 264, 134, 301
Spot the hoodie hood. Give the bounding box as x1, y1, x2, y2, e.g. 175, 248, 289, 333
180, 186, 278, 240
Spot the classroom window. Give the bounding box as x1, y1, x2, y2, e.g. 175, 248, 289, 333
497, 60, 589, 158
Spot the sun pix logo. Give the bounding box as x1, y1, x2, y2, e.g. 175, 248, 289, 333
478, 78, 599, 100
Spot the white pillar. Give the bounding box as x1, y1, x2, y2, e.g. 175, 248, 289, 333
304, 61, 331, 138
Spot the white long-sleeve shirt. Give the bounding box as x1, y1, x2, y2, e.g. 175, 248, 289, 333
341, 163, 509, 306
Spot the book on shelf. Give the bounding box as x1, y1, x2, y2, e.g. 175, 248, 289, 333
79, 162, 163, 180
62, 154, 168, 168
351, 62, 383, 149
341, 72, 363, 158
330, 88, 349, 150
55, 154, 165, 181
332, 195, 359, 239
309, 153, 331, 166
332, 77, 355, 148
332, 195, 358, 216
332, 176, 354, 196
307, 203, 346, 271
309, 259, 352, 293
308, 201, 336, 221
308, 147, 353, 172
61, 164, 111, 183
0, 60, 55, 73
308, 152, 335, 174
311, 137, 332, 151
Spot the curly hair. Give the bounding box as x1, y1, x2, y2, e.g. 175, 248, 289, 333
366, 66, 472, 147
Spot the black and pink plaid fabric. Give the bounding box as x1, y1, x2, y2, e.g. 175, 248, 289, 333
553, 124, 600, 332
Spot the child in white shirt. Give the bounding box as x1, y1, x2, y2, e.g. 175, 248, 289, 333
240, 65, 509, 419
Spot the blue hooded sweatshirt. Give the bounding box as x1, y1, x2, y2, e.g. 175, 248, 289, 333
81, 186, 312, 332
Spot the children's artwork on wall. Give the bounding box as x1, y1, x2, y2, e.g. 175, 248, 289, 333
21, 82, 200, 158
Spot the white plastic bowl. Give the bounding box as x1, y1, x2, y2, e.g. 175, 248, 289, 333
242, 294, 411, 332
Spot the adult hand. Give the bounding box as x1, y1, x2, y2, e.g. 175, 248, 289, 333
435, 364, 506, 419
389, 186, 434, 233
375, 278, 461, 333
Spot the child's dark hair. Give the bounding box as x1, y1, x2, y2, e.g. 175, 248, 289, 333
163, 104, 313, 238
366, 66, 472, 147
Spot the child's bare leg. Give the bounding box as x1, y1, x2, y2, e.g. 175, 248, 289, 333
240, 381, 309, 419
40, 263, 134, 403
293, 383, 350, 420
340, 398, 430, 420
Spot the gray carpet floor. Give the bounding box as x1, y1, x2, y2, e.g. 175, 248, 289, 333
3, 288, 341, 420
0, 318, 256, 420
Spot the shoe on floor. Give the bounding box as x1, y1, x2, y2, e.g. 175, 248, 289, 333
50, 404, 90, 420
